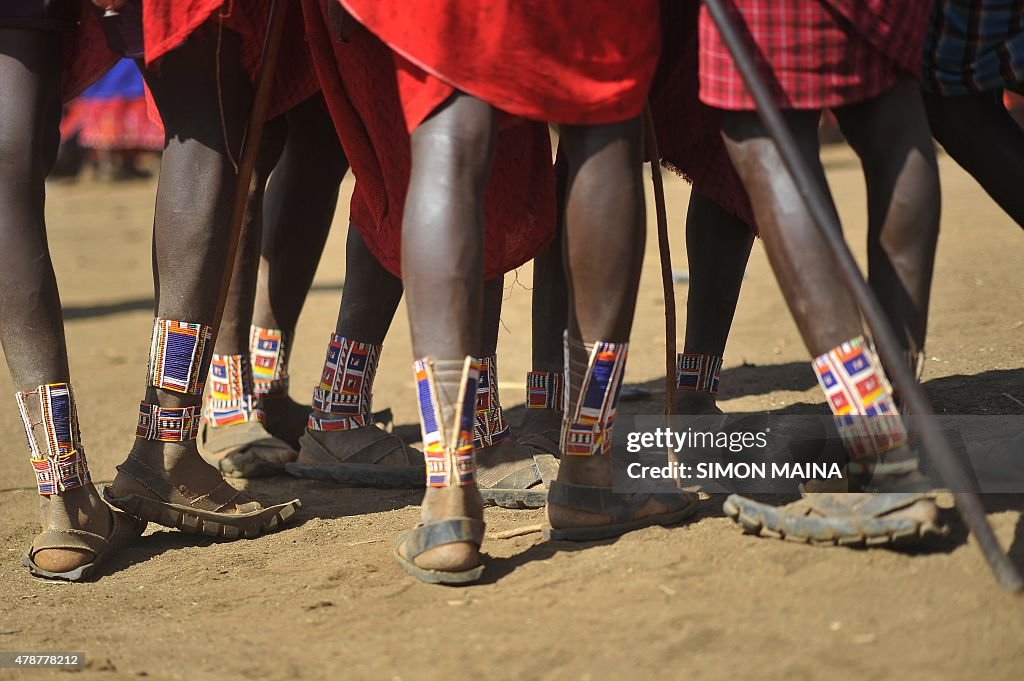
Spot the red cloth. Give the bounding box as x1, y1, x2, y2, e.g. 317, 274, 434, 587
339, 0, 661, 130
649, 0, 754, 231
61, 1, 318, 118
699, 0, 933, 110
301, 0, 556, 281
61, 4, 118, 102
140, 0, 318, 119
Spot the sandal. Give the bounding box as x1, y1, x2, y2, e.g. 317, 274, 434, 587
477, 437, 559, 509
22, 504, 145, 582
544, 481, 700, 541
103, 454, 300, 539
197, 420, 298, 478
393, 517, 486, 585
723, 492, 947, 547
285, 425, 425, 488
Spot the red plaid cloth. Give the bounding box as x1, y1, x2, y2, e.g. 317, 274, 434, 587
649, 0, 754, 232
699, 0, 932, 110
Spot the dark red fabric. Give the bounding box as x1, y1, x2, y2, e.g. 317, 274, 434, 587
339, 0, 661, 130
649, 0, 754, 232
302, 0, 556, 281
699, 0, 933, 110
61, 3, 118, 102
61, 1, 317, 118
140, 0, 318, 119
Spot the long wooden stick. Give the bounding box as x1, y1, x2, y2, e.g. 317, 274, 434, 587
210, 0, 289, 335
643, 105, 677, 417
704, 0, 1022, 593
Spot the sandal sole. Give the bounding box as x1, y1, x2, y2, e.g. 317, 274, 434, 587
479, 487, 548, 510
102, 487, 299, 540
722, 496, 947, 547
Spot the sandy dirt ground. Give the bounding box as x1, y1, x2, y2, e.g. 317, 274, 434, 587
1, 145, 1023, 681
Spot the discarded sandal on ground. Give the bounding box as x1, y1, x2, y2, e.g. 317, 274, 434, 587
544, 481, 700, 542
723, 492, 947, 547
394, 517, 485, 585
197, 420, 297, 478
285, 425, 425, 488
22, 505, 145, 582
103, 455, 300, 539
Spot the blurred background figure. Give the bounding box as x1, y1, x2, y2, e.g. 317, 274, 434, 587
53, 58, 162, 180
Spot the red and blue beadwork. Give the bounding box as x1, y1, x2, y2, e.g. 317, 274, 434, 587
526, 370, 564, 410
148, 319, 214, 395
309, 334, 380, 432
562, 342, 628, 457
416, 357, 481, 488
813, 336, 907, 460
676, 353, 722, 396
17, 383, 91, 495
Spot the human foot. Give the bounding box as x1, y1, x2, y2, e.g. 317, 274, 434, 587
395, 484, 485, 580
107, 438, 299, 539
545, 454, 699, 538
259, 394, 310, 449
25, 484, 144, 580
197, 419, 297, 478
675, 390, 723, 416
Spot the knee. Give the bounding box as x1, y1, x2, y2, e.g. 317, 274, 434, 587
0, 127, 55, 188
560, 117, 643, 169
410, 99, 497, 188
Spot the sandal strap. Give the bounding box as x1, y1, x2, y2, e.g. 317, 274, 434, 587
547, 481, 652, 524
401, 518, 485, 559
300, 428, 421, 466
115, 454, 245, 512
30, 527, 108, 558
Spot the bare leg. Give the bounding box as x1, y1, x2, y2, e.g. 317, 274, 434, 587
924, 89, 1024, 228
253, 94, 349, 444
721, 110, 863, 355
547, 118, 685, 529
836, 79, 941, 370
109, 27, 267, 514
0, 28, 112, 573
197, 115, 293, 477
292, 226, 416, 473
521, 155, 568, 442
677, 190, 753, 414
719, 101, 939, 541
400, 92, 497, 573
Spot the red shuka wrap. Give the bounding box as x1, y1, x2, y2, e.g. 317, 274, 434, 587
649, 0, 755, 231
338, 0, 662, 131
301, 0, 556, 281
61, 0, 318, 118
699, 0, 933, 110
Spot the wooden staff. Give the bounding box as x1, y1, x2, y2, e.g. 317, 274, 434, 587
703, 0, 1022, 592
644, 105, 677, 417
